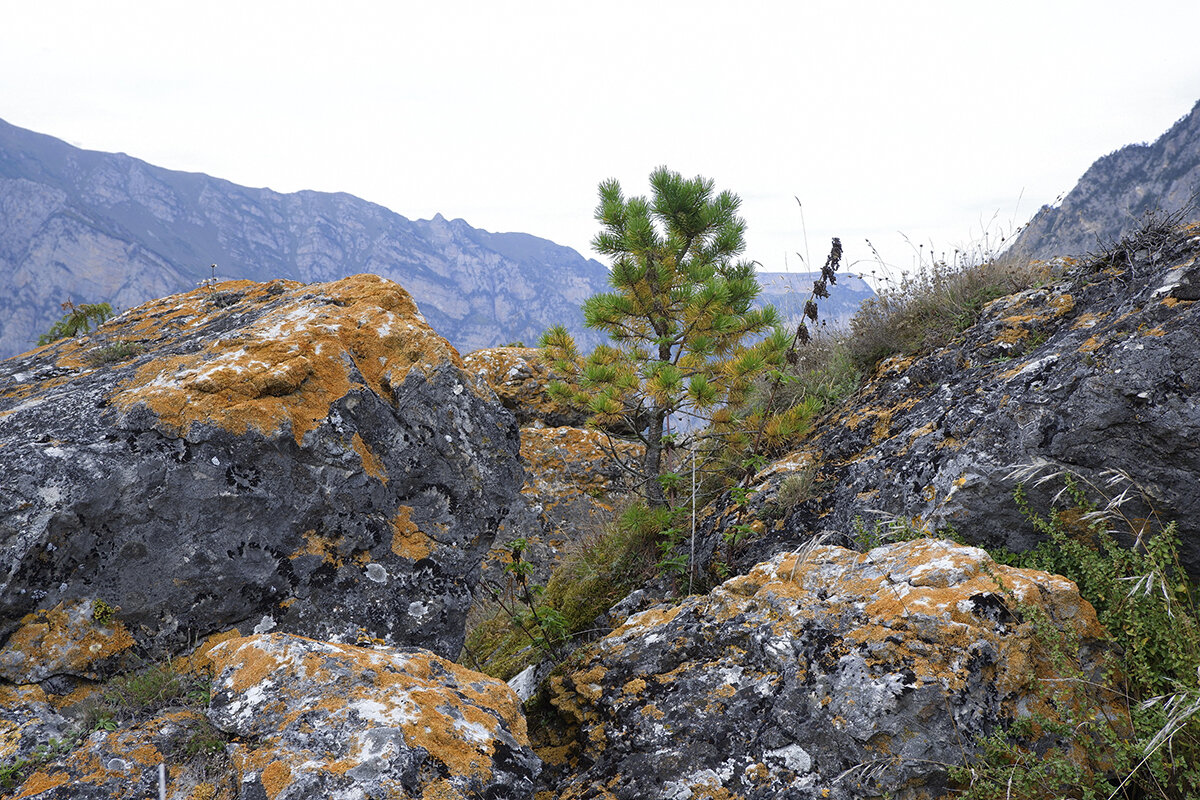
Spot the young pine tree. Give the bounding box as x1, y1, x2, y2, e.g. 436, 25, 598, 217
541, 167, 792, 508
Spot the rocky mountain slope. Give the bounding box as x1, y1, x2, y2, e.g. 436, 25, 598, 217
0, 242, 1190, 796
702, 223, 1200, 578
1013, 99, 1200, 261
0, 117, 614, 360
0, 119, 872, 363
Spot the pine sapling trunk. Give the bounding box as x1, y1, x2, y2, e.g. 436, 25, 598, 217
644, 406, 667, 509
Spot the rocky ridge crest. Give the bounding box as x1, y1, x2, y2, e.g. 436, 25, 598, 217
1013, 99, 1200, 261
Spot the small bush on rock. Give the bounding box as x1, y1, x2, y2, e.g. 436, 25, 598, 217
847, 253, 1039, 372
956, 467, 1200, 799
81, 659, 212, 729
85, 340, 144, 366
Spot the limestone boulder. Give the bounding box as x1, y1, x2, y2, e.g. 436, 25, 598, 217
0, 275, 523, 682
700, 225, 1200, 577
540, 539, 1111, 800
204, 633, 539, 800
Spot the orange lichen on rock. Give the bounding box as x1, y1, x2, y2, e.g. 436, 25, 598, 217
11, 770, 72, 798
261, 760, 292, 800
351, 433, 387, 483
548, 538, 1114, 799
391, 505, 433, 560
1071, 311, 1108, 329
204, 634, 535, 797
110, 275, 465, 444
0, 599, 135, 683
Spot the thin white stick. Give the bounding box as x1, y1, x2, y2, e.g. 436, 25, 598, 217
690, 443, 696, 595
158, 763, 166, 800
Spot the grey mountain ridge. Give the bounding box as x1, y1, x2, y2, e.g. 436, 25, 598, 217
1012, 99, 1200, 262
0, 117, 871, 360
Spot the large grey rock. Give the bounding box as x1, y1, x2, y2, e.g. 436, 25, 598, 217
0, 274, 523, 682
540, 539, 1111, 800
701, 225, 1200, 577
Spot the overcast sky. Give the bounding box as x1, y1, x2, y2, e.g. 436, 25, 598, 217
3, 1, 1199, 284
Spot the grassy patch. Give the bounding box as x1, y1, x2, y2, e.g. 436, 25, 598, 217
846, 254, 1043, 372
462, 503, 674, 681
85, 340, 144, 366
80, 659, 212, 731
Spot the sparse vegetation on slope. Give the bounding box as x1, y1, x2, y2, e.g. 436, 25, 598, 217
953, 468, 1200, 799
847, 251, 1044, 372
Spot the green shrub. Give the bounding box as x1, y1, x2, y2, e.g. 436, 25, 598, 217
461, 502, 675, 680
38, 301, 113, 346
80, 659, 212, 729
85, 340, 143, 366
955, 467, 1200, 799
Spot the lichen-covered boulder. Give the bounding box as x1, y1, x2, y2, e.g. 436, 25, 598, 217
701, 225, 1200, 576
0, 275, 523, 680
539, 539, 1110, 800
5, 709, 236, 800
204, 633, 539, 800
464, 346, 589, 428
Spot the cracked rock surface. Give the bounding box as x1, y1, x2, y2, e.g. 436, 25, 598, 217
701, 226, 1200, 577
0, 275, 523, 681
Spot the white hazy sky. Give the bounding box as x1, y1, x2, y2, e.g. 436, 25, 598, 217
3, 1, 1199, 284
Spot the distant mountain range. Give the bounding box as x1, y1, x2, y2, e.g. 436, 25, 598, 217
0, 118, 873, 361
1012, 99, 1200, 261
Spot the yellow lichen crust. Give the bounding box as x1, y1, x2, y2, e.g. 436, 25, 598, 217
110, 275, 465, 443
0, 599, 135, 684
204, 633, 536, 798
391, 505, 434, 561
546, 539, 1113, 799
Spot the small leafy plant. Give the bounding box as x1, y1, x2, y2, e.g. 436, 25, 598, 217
478, 539, 568, 660
0, 737, 78, 790
953, 466, 1200, 799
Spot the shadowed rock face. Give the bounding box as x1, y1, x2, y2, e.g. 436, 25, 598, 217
540, 539, 1112, 800
702, 225, 1200, 578
0, 275, 523, 681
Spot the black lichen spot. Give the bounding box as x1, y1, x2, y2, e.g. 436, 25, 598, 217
225, 464, 262, 493
967, 592, 1017, 626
